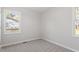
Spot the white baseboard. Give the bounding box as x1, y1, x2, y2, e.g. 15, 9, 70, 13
1, 38, 40, 48
43, 38, 79, 52
1, 38, 78, 52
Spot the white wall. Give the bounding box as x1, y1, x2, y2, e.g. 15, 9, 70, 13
0, 8, 1, 43
1, 7, 79, 51
41, 7, 79, 51
1, 7, 40, 45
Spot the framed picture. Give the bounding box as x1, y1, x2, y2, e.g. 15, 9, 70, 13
4, 9, 21, 34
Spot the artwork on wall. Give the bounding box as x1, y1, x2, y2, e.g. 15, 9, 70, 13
4, 9, 21, 34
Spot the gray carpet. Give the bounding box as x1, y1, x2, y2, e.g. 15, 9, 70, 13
0, 39, 73, 52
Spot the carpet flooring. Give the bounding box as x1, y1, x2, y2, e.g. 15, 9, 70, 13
0, 39, 73, 52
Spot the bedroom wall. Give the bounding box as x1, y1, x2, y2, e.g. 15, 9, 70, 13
41, 7, 79, 51
1, 7, 40, 45
1, 7, 79, 51
0, 8, 1, 43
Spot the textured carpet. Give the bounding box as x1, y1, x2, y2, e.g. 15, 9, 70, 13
0, 39, 73, 52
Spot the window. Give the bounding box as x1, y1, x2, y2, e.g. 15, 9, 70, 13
4, 9, 21, 34
74, 7, 79, 36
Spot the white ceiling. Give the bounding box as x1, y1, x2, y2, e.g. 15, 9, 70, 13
28, 7, 50, 13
